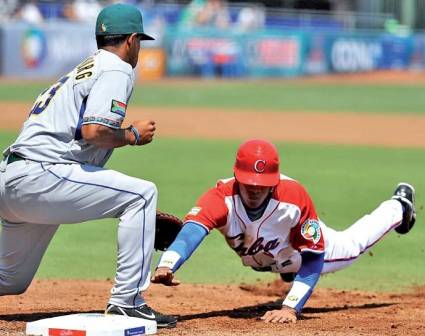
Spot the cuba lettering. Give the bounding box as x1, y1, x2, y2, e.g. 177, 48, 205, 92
29, 76, 70, 116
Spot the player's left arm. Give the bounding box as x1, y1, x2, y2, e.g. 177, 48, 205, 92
261, 251, 324, 323
81, 120, 155, 148
262, 182, 325, 323
80, 70, 155, 148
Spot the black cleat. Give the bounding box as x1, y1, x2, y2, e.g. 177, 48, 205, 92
105, 303, 177, 328
280, 273, 296, 283
391, 183, 416, 234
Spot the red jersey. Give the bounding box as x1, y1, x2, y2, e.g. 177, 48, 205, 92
184, 175, 325, 273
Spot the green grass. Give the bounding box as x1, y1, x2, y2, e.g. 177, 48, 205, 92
0, 132, 424, 291
1, 81, 425, 114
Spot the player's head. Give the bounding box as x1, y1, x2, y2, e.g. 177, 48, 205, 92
95, 3, 154, 68
234, 139, 280, 208
234, 139, 280, 187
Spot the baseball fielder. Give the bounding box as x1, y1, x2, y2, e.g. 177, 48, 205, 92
0, 3, 176, 328
152, 139, 416, 323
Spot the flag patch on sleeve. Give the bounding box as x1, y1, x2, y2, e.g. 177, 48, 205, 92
111, 100, 127, 117
301, 219, 321, 244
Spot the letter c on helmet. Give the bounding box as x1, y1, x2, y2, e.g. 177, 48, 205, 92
254, 160, 266, 173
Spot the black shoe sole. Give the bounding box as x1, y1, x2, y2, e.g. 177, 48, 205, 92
157, 321, 177, 329
395, 215, 416, 234
106, 308, 177, 328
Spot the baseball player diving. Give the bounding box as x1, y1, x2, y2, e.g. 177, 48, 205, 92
152, 138, 417, 324
0, 3, 176, 328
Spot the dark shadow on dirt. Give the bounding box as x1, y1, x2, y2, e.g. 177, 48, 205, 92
0, 301, 396, 324
178, 300, 396, 321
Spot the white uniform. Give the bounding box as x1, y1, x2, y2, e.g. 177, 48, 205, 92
183, 175, 403, 275
0, 50, 156, 308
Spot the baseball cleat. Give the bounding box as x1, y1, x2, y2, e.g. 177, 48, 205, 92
391, 182, 416, 234
280, 272, 296, 283
105, 303, 177, 328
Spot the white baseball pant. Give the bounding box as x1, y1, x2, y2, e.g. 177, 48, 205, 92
0, 158, 157, 308
322, 199, 403, 273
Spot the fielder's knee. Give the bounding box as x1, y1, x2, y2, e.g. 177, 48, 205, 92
122, 181, 157, 217
143, 181, 157, 200
134, 180, 157, 206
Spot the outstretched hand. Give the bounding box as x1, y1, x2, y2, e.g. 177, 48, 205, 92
260, 306, 297, 324
151, 267, 181, 286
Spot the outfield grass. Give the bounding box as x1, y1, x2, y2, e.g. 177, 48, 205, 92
0, 133, 423, 291
0, 81, 425, 114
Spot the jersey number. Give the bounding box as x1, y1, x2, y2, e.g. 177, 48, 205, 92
29, 76, 69, 116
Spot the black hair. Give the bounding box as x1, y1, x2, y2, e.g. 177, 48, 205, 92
96, 34, 130, 48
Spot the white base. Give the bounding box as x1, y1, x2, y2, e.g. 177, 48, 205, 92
25, 313, 157, 336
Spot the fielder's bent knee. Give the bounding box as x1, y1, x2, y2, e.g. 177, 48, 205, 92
133, 180, 157, 202
144, 181, 157, 198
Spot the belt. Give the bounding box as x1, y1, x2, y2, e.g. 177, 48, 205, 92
6, 153, 25, 165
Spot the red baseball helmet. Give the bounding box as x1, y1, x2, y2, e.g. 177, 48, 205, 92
234, 139, 280, 187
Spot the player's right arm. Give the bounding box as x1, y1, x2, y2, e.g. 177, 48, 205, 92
152, 222, 208, 286
151, 187, 228, 286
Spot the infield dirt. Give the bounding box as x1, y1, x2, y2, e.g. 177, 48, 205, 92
1, 102, 425, 148
1, 279, 424, 336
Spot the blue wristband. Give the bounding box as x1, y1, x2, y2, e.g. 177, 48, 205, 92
129, 125, 140, 145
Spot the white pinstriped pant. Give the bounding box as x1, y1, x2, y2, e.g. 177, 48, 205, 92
0, 159, 157, 308
321, 199, 403, 274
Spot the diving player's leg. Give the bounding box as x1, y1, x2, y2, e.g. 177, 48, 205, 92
321, 200, 403, 274
0, 220, 58, 295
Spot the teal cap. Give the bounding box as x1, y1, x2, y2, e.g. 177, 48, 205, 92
95, 3, 154, 40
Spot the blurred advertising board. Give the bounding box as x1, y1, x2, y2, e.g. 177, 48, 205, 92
165, 29, 306, 77
0, 22, 419, 78
324, 33, 413, 73
243, 31, 307, 77
1, 22, 97, 78
0, 21, 163, 79
410, 34, 425, 70
379, 34, 413, 69
304, 33, 329, 75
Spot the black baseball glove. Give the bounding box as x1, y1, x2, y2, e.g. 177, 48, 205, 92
154, 210, 183, 251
